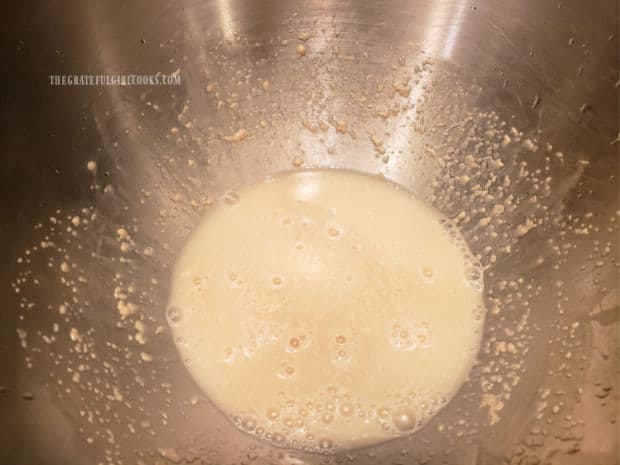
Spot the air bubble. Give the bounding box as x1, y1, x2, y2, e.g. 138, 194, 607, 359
340, 403, 354, 416
319, 438, 333, 449
326, 224, 342, 239
422, 267, 434, 279
468, 268, 481, 281
222, 190, 240, 205
392, 408, 417, 431
378, 406, 390, 417
241, 416, 257, 431
278, 363, 296, 379
166, 306, 183, 324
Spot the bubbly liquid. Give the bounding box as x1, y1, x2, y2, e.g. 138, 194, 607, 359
167, 170, 485, 452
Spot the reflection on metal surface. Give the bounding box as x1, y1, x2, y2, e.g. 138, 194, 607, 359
1, 0, 618, 464
217, 0, 235, 40
386, 0, 468, 163
441, 0, 467, 59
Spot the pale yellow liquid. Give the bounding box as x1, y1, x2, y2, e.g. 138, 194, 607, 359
167, 170, 485, 452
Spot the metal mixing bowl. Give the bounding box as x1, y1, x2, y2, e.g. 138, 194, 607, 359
1, 0, 618, 464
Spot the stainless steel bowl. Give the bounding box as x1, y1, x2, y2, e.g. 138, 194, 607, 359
1, 0, 618, 464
